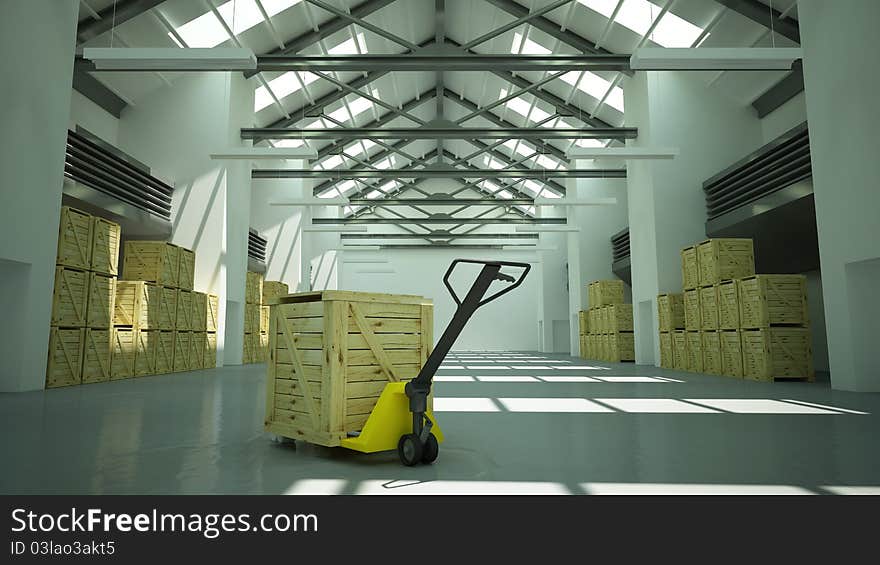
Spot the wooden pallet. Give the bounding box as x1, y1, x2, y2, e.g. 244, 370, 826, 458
52, 266, 88, 327
57, 206, 93, 270
701, 331, 723, 375
683, 288, 701, 331
588, 280, 624, 308
110, 328, 136, 380
82, 329, 112, 384
742, 327, 814, 382
122, 241, 180, 288
262, 281, 289, 304
155, 331, 175, 373
697, 238, 755, 287
246, 271, 263, 305
717, 279, 741, 330
177, 247, 195, 291
265, 291, 433, 446
86, 272, 116, 328
173, 331, 192, 372
686, 331, 703, 372
90, 216, 120, 276
699, 285, 719, 331
680, 245, 700, 290
46, 327, 84, 388
657, 293, 685, 332
739, 274, 809, 329
175, 289, 194, 331
206, 294, 219, 332
134, 329, 157, 376
659, 331, 673, 369
607, 304, 634, 333
672, 330, 687, 370
720, 330, 744, 378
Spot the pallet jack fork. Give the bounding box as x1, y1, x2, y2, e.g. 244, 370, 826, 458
340, 259, 530, 465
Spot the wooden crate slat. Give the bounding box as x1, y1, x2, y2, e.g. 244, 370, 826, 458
86, 272, 116, 328
46, 328, 84, 388
57, 206, 93, 269
90, 217, 121, 276
110, 328, 136, 379
82, 329, 112, 384
51, 267, 88, 327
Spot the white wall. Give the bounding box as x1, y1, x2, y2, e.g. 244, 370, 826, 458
117, 71, 255, 365
339, 249, 540, 351
759, 91, 807, 143
799, 0, 880, 391
624, 70, 763, 364
0, 0, 78, 392
249, 170, 305, 290
69, 90, 119, 145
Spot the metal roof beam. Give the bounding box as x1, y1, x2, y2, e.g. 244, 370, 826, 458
242, 126, 637, 140
76, 0, 167, 43
314, 217, 566, 224
714, 0, 800, 43
256, 168, 624, 179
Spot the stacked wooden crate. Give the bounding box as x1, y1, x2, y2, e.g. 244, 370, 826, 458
676, 238, 757, 375
578, 310, 589, 359
657, 293, 684, 369
243, 271, 263, 364
47, 207, 121, 388
582, 280, 633, 362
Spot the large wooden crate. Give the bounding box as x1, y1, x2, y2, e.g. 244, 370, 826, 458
607, 304, 634, 333
175, 289, 194, 331
262, 281, 289, 304
659, 332, 672, 368
158, 286, 177, 331
702, 331, 722, 375
90, 217, 121, 276
246, 271, 263, 305
683, 288, 701, 331
155, 331, 175, 373
718, 279, 741, 330
681, 245, 700, 290
206, 294, 219, 332
110, 328, 135, 380
134, 330, 157, 377
173, 331, 192, 372
699, 285, 719, 330
191, 292, 208, 332
86, 272, 116, 328
738, 274, 809, 329
588, 308, 600, 334
578, 311, 588, 335
82, 329, 112, 384
177, 247, 195, 291
52, 266, 88, 327
122, 241, 180, 287
657, 293, 685, 331
190, 332, 205, 370
265, 290, 434, 447
697, 238, 755, 286
113, 281, 160, 329
260, 306, 270, 334
686, 331, 703, 372
46, 328, 84, 388
672, 330, 687, 370
742, 328, 814, 382
720, 330, 744, 378
204, 332, 217, 368
245, 304, 260, 334
57, 206, 93, 270
608, 332, 635, 362
597, 334, 608, 361
588, 280, 624, 308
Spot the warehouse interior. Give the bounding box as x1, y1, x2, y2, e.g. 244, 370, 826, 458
1, 0, 878, 494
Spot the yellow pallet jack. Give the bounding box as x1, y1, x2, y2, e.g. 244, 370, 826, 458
340, 259, 530, 465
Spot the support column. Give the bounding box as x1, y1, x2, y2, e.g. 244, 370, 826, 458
799, 0, 880, 391
623, 71, 761, 364
0, 1, 78, 391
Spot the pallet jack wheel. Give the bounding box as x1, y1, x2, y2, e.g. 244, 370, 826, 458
398, 434, 423, 466
422, 433, 439, 464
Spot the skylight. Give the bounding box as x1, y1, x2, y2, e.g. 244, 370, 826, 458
577, 0, 704, 48
255, 34, 368, 111
511, 33, 624, 112
173, 0, 302, 48
274, 97, 374, 152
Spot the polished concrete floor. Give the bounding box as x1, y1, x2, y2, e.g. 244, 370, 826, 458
2, 352, 879, 495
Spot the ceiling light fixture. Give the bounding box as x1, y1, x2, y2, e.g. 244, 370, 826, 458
82, 47, 258, 71
629, 48, 802, 71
